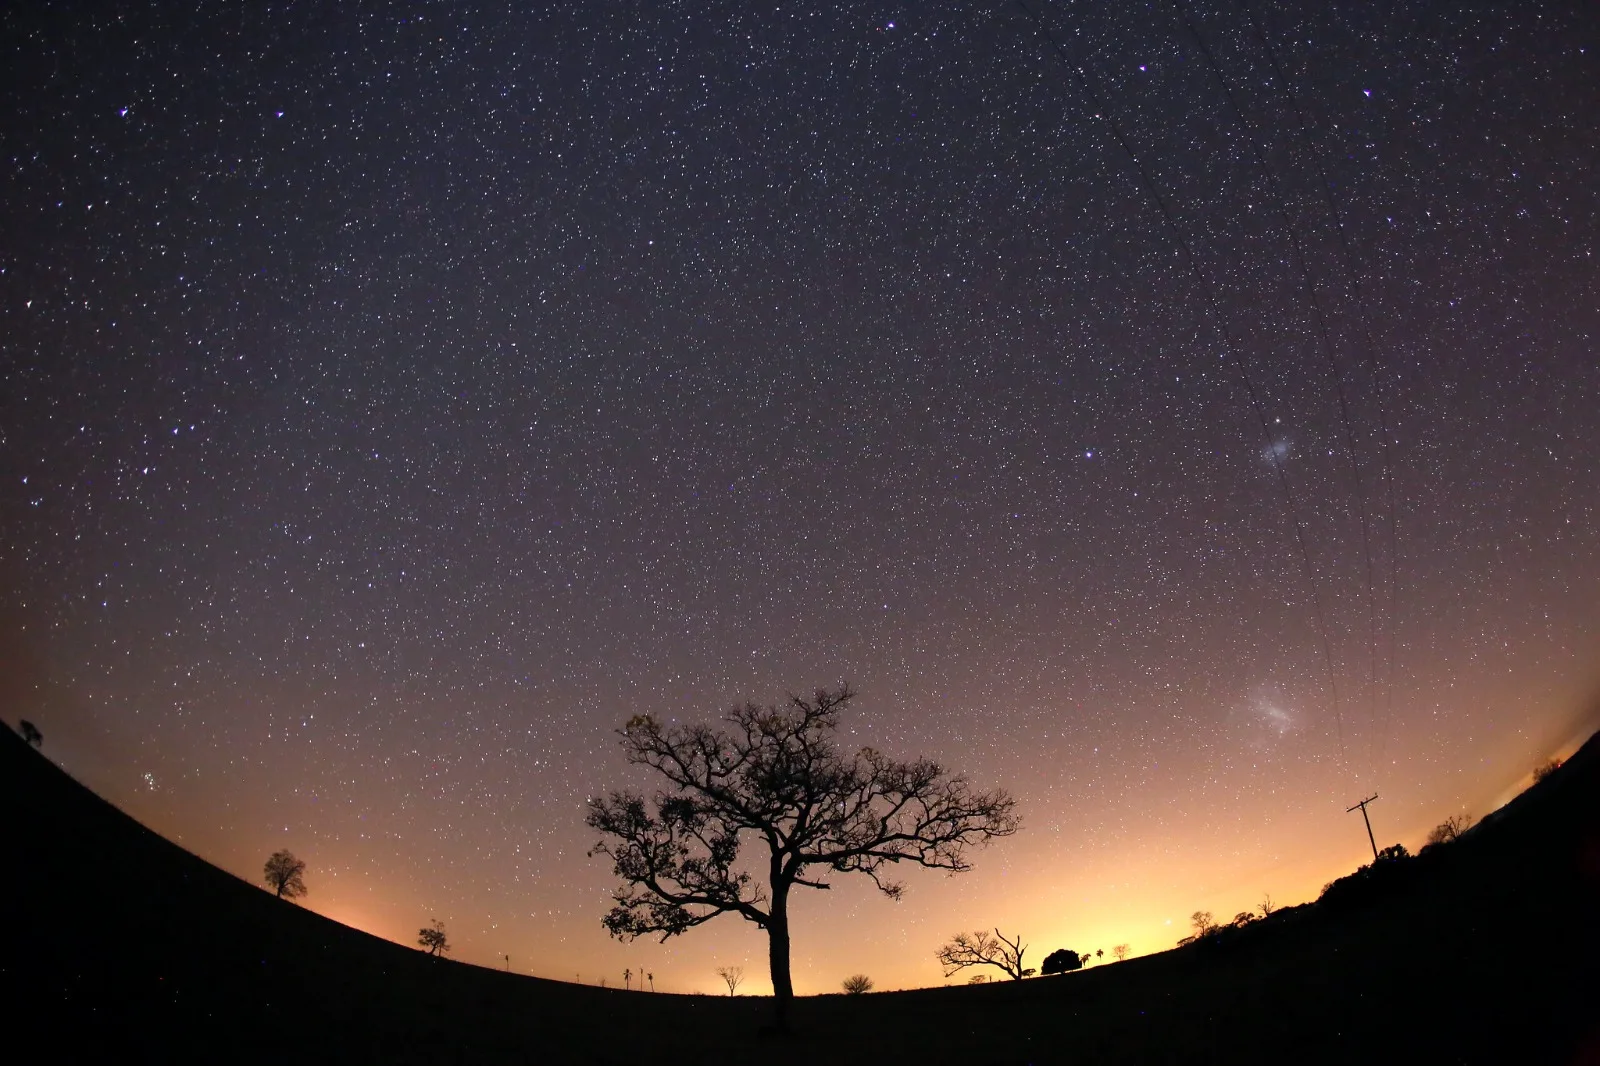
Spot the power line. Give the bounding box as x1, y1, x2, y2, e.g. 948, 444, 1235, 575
1016, 0, 1346, 762
1234, 0, 1404, 775
1166, 0, 1381, 776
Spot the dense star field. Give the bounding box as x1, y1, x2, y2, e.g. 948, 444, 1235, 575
2, 2, 1595, 993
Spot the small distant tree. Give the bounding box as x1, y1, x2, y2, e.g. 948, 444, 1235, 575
1232, 911, 1257, 928
937, 929, 1035, 981
1376, 843, 1409, 863
842, 973, 873, 995
716, 966, 744, 995
623, 967, 632, 990
1426, 813, 1474, 846
1095, 948, 1104, 963
19, 720, 43, 748
647, 972, 655, 992
1259, 893, 1276, 918
1039, 948, 1083, 975
1533, 759, 1562, 783
967, 974, 989, 984
1179, 911, 1219, 947
417, 919, 449, 956
1112, 944, 1129, 962
263, 850, 307, 899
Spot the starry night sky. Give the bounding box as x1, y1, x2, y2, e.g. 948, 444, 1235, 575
3, 1, 1596, 993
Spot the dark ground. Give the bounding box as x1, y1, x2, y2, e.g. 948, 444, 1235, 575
4, 723, 1598, 1065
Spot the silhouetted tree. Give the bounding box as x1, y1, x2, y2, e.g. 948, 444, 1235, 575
1533, 759, 1562, 783
938, 929, 1035, 980
1112, 944, 1129, 962
842, 973, 873, 994
715, 966, 744, 995
418, 919, 449, 955
1178, 911, 1219, 947
19, 720, 43, 747
1259, 893, 1276, 918
1096, 948, 1104, 962
1232, 911, 1257, 928
1040, 948, 1083, 975
647, 972, 655, 992
967, 974, 989, 984
1376, 843, 1409, 863
588, 687, 1019, 1026
1426, 813, 1474, 846
623, 967, 632, 990
263, 850, 307, 899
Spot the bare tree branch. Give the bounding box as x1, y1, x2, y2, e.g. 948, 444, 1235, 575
936, 928, 1036, 980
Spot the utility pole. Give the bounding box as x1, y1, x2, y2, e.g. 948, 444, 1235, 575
1347, 794, 1380, 861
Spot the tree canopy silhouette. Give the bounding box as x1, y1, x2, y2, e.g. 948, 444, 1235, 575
937, 929, 1035, 980
19, 720, 42, 748
1178, 910, 1220, 947
418, 919, 449, 956
263, 849, 307, 899
1040, 947, 1083, 975
587, 686, 1019, 1024
842, 973, 873, 994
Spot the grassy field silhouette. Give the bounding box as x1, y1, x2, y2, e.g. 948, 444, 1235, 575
6, 723, 1597, 1064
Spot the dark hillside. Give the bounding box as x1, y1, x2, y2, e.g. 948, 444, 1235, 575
5, 724, 1599, 1065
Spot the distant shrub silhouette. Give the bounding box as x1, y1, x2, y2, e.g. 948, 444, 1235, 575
1231, 911, 1257, 928
1319, 842, 1420, 910
1534, 758, 1562, 783
262, 849, 307, 899
1426, 813, 1474, 846
715, 966, 744, 995
967, 974, 989, 984
418, 919, 449, 956
19, 720, 42, 748
1040, 948, 1083, 975
842, 974, 873, 994
937, 929, 1035, 980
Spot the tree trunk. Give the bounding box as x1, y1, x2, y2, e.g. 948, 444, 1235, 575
766, 887, 793, 1030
